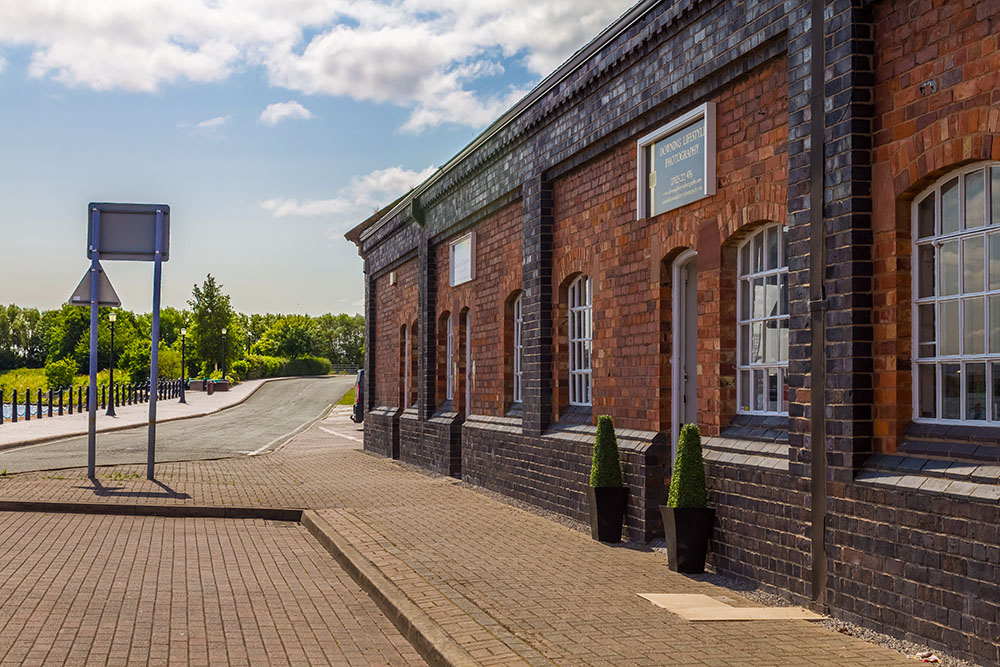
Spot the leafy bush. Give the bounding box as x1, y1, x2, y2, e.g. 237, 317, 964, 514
45, 358, 76, 390
589, 415, 624, 488
281, 356, 332, 376
667, 423, 708, 508
229, 359, 250, 381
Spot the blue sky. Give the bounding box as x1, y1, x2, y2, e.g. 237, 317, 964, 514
0, 0, 632, 316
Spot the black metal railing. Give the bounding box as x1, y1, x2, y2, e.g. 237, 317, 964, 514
0, 379, 185, 425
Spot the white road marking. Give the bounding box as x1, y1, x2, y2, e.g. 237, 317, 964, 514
318, 425, 363, 443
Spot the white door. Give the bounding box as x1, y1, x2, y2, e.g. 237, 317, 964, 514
671, 250, 698, 464
465, 313, 472, 417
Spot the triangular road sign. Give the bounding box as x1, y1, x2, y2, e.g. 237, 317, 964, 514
69, 263, 122, 307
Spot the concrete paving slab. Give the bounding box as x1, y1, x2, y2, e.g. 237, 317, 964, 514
638, 593, 825, 621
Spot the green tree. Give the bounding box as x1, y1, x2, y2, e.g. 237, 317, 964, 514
254, 315, 322, 358
316, 313, 364, 365
188, 274, 236, 373
44, 358, 76, 390
45, 305, 90, 368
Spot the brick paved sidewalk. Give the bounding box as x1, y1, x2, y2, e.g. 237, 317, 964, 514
0, 408, 912, 666
0, 513, 421, 666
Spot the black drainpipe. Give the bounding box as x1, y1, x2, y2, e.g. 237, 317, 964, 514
809, 0, 828, 605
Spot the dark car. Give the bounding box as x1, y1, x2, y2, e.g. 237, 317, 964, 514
350, 369, 365, 423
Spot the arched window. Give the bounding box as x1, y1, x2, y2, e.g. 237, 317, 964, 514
736, 223, 789, 414
513, 293, 524, 403
401, 324, 409, 409
568, 275, 592, 406
913, 163, 1000, 422
445, 313, 454, 401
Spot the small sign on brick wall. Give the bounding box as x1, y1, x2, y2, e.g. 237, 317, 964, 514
636, 102, 716, 218
450, 232, 475, 286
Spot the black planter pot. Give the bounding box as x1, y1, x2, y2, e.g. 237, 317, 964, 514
660, 506, 715, 573
587, 486, 628, 542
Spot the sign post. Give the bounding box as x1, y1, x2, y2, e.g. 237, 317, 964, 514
147, 210, 165, 480
87, 207, 101, 479
69, 240, 122, 479
73, 203, 170, 480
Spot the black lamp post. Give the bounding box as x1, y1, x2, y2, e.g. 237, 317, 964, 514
221, 326, 228, 381
179, 327, 187, 404
106, 311, 117, 417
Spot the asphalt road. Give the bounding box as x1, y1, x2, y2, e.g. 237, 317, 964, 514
0, 375, 353, 474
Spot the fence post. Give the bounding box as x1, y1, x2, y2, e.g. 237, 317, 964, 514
11, 389, 17, 423
77, 386, 83, 412
36, 389, 42, 419
24, 388, 30, 421
48, 389, 53, 418
59, 389, 64, 416
0, 388, 4, 425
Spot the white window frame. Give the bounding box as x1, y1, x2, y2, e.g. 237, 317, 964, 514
513, 293, 524, 403
568, 275, 593, 406
912, 161, 1000, 424
736, 223, 789, 415
403, 325, 410, 409
445, 314, 454, 401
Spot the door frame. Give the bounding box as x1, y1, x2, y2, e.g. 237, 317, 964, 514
671, 249, 698, 463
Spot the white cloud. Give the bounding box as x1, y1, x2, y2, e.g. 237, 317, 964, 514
197, 114, 231, 129
0, 1, 632, 131
259, 100, 313, 126
0, 55, 6, 73
262, 164, 437, 222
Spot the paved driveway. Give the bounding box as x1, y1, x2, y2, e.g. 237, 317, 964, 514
0, 376, 352, 474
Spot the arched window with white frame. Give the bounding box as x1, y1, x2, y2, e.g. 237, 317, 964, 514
568, 275, 593, 406
913, 162, 1000, 423
737, 223, 789, 414
513, 293, 524, 403
445, 313, 454, 401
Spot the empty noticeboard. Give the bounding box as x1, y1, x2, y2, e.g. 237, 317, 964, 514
87, 203, 170, 261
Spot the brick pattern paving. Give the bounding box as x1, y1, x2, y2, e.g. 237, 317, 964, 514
0, 409, 911, 665
0, 512, 422, 666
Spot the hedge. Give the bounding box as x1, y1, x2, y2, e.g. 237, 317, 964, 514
229, 354, 332, 381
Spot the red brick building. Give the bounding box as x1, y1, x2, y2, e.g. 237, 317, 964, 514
348, 0, 1000, 662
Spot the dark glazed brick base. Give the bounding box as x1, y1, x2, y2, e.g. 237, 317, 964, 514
828, 484, 1000, 666
364, 407, 400, 459
705, 460, 810, 604
400, 411, 463, 478
462, 416, 668, 542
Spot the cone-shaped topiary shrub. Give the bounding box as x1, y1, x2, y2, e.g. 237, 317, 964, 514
667, 423, 708, 508
590, 415, 624, 488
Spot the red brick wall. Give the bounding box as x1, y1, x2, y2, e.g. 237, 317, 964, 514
871, 0, 1000, 452
434, 202, 523, 416
374, 259, 417, 407
551, 57, 788, 434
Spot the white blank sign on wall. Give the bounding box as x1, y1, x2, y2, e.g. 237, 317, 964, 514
450, 232, 476, 286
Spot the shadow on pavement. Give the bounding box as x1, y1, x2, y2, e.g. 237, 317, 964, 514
75, 478, 192, 500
